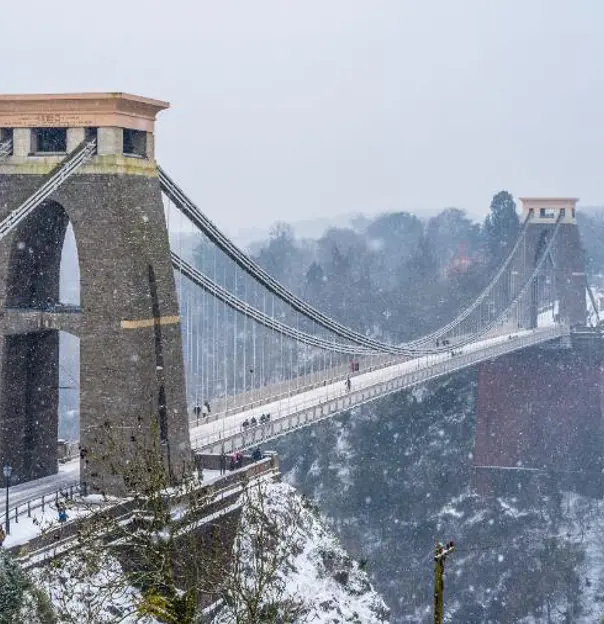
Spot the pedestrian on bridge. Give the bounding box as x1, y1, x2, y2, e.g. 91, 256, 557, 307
193, 404, 201, 425
345, 377, 352, 392
219, 452, 227, 475
0, 525, 5, 546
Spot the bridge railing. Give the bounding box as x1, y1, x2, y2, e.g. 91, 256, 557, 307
191, 326, 568, 453
13, 457, 279, 569
2, 480, 83, 528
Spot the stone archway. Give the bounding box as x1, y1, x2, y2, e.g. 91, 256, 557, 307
0, 171, 191, 495
1, 200, 72, 481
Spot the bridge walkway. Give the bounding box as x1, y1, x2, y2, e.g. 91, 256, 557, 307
190, 325, 566, 454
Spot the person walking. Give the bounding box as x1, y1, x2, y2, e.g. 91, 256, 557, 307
193, 404, 201, 425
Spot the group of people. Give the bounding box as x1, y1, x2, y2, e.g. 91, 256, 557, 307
193, 400, 212, 423
241, 413, 271, 430
218, 446, 265, 475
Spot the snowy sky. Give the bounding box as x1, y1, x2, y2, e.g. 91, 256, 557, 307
2, 1, 603, 241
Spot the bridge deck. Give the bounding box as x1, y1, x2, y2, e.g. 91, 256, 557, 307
0, 326, 565, 513
190, 326, 567, 454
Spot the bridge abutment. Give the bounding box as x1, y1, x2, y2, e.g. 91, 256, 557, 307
473, 343, 604, 497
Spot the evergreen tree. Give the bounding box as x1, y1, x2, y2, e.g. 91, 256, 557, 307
484, 190, 520, 264
0, 551, 55, 623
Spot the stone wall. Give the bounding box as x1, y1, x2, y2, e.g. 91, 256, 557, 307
473, 343, 604, 497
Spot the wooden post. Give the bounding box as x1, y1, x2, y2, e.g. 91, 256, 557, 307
434, 541, 455, 624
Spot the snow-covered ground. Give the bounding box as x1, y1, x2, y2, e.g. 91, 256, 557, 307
201, 480, 390, 623
24, 480, 390, 623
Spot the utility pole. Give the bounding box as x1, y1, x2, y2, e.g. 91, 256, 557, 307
434, 541, 455, 624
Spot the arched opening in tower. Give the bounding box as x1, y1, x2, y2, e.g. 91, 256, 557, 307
529, 230, 556, 329
58, 222, 80, 472
2, 201, 80, 483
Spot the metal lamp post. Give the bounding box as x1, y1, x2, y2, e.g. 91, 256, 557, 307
3, 463, 12, 535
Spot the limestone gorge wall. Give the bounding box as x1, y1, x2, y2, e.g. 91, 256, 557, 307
274, 370, 604, 623
214, 480, 390, 623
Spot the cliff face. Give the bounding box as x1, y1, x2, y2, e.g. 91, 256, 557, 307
215, 480, 391, 623
274, 370, 602, 623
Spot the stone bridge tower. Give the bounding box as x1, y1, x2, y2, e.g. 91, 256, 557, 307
474, 198, 600, 496
515, 197, 585, 328
0, 93, 191, 494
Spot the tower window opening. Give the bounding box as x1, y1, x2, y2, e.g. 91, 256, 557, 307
123, 129, 147, 158
0, 127, 13, 145
32, 128, 67, 154
85, 127, 98, 144
539, 208, 555, 219
560, 208, 565, 218
572, 208, 576, 218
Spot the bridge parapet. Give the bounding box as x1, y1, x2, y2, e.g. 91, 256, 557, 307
0, 93, 167, 175
191, 327, 567, 455
520, 197, 578, 224
10, 455, 279, 569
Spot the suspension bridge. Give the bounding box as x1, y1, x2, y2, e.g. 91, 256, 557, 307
0, 93, 594, 506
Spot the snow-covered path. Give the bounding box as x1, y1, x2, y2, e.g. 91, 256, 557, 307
0, 458, 79, 510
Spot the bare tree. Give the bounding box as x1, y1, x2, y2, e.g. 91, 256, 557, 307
32, 426, 304, 623
214, 480, 308, 624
